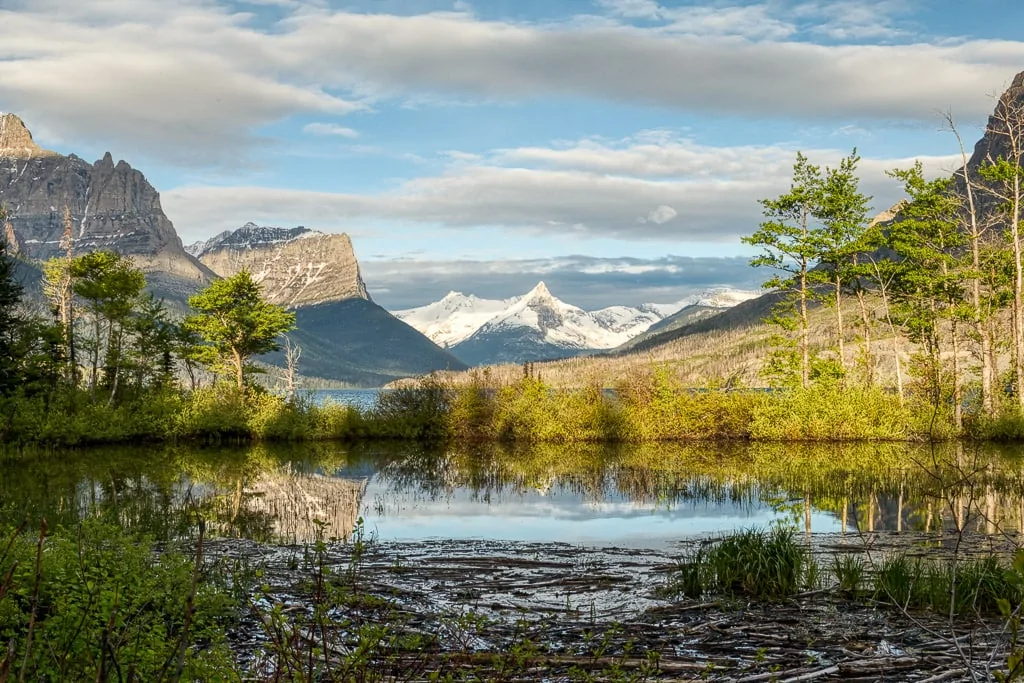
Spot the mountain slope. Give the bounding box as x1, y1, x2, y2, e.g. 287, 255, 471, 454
615, 288, 762, 352
188, 223, 369, 307
195, 223, 466, 385
0, 114, 212, 303
261, 298, 467, 386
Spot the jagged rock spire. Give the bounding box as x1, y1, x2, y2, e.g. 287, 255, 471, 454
0, 114, 57, 159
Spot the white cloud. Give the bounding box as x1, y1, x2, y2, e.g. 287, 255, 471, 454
642, 205, 678, 224
303, 122, 359, 137
0, 1, 1021, 165
164, 131, 960, 243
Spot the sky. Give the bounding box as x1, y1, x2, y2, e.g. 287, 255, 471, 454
2, 0, 1024, 310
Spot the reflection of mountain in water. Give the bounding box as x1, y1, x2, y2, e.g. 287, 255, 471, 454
211, 469, 367, 543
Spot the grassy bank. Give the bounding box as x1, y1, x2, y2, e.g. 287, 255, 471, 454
5, 367, 1024, 446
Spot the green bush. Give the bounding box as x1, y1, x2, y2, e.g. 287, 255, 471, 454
0, 520, 236, 681
371, 377, 450, 440
748, 385, 912, 441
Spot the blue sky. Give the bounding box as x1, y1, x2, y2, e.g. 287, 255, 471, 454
2, 0, 1023, 308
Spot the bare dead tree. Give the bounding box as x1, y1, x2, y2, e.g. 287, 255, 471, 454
946, 112, 996, 415
284, 335, 302, 402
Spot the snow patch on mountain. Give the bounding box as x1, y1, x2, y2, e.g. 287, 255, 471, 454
186, 222, 322, 258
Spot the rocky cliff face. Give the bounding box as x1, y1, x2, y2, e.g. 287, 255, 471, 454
0, 114, 211, 301
967, 71, 1024, 171
188, 223, 370, 307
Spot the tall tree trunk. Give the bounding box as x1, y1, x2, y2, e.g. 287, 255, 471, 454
90, 315, 101, 398
949, 114, 994, 415
1012, 180, 1024, 410
855, 288, 873, 386
233, 348, 244, 391
799, 207, 810, 389
800, 265, 809, 388
951, 319, 963, 430
108, 325, 121, 407
834, 273, 845, 372
873, 261, 904, 403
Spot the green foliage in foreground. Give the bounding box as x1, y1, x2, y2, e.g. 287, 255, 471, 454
0, 521, 236, 681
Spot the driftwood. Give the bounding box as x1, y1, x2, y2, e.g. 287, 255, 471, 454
206, 536, 1013, 681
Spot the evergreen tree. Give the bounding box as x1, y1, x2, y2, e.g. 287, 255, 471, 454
811, 150, 872, 376
70, 251, 146, 399
887, 163, 966, 424
743, 152, 823, 388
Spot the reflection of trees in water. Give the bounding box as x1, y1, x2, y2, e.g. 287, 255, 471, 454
5, 440, 1024, 543
361, 441, 1024, 538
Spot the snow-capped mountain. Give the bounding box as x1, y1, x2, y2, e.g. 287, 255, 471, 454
394, 291, 510, 348
394, 282, 759, 366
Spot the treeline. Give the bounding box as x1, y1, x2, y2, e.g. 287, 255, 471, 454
744, 94, 1024, 431
0, 206, 301, 444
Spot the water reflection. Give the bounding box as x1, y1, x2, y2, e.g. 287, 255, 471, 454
1, 442, 1023, 547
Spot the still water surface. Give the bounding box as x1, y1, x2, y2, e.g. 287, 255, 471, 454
3, 441, 1023, 549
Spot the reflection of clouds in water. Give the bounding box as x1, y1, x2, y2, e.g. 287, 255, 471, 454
359, 476, 843, 547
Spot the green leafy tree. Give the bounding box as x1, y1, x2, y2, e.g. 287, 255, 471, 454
41, 207, 77, 384
743, 152, 823, 388
126, 293, 178, 392
887, 163, 966, 425
70, 251, 146, 400
185, 270, 296, 390
978, 86, 1024, 410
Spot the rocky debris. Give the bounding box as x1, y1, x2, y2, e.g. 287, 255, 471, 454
0, 114, 57, 159
190, 222, 370, 307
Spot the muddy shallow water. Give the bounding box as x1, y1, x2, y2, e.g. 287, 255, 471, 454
5, 440, 1024, 679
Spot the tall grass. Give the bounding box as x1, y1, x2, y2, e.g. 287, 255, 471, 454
667, 529, 1020, 617
669, 528, 810, 601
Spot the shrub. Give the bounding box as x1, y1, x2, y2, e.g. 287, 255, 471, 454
0, 520, 236, 681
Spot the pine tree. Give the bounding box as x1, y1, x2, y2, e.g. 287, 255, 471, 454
743, 152, 823, 388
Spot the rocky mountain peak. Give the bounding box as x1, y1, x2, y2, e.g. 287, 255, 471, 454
525, 281, 552, 300
0, 120, 211, 301
967, 70, 1024, 170
869, 201, 909, 228
192, 223, 369, 308
0, 114, 57, 159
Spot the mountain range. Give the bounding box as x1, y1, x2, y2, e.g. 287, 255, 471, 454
394, 283, 760, 365
0, 113, 464, 386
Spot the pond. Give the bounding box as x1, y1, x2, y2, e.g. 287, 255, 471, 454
3, 440, 1023, 549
